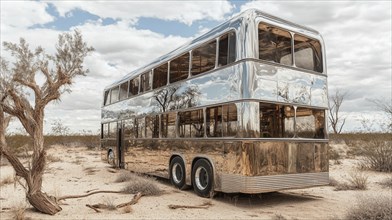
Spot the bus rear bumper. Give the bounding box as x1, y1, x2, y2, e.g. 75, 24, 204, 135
219, 172, 329, 194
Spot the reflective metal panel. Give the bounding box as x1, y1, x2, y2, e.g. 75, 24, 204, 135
252, 60, 328, 108
106, 9, 325, 89
102, 139, 328, 193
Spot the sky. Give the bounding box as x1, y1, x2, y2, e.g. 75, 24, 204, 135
1, 0, 391, 134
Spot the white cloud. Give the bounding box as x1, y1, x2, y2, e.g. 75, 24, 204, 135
2, 1, 391, 133
51, 1, 234, 25
0, 1, 53, 28
241, 1, 392, 117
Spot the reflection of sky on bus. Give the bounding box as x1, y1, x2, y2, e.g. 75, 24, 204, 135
1, 1, 390, 133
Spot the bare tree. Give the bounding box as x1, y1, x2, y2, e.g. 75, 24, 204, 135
153, 86, 179, 112
369, 98, 392, 131
328, 89, 348, 134
51, 119, 70, 136
0, 30, 93, 215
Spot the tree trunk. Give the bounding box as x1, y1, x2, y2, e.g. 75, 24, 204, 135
27, 191, 62, 215
1, 109, 62, 215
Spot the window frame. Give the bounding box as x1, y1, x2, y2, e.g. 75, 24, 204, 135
191, 39, 217, 76
293, 33, 323, 73
257, 21, 324, 74
169, 52, 190, 84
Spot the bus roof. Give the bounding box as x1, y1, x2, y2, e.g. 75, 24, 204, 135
105, 9, 321, 90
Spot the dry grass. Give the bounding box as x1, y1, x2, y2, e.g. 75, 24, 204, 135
5, 134, 99, 151
348, 171, 368, 190
84, 167, 99, 175
120, 173, 162, 196
104, 197, 117, 211
72, 159, 83, 165
0, 175, 15, 187
10, 203, 27, 220
0, 156, 10, 166
46, 154, 62, 163
115, 172, 134, 183
332, 172, 368, 191
272, 213, 287, 220
346, 195, 392, 220
329, 148, 343, 164
122, 205, 132, 214
359, 139, 392, 172
379, 176, 392, 189
329, 148, 341, 161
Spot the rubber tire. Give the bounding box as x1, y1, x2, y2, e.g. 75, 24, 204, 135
108, 150, 115, 166
169, 156, 186, 189
192, 159, 214, 197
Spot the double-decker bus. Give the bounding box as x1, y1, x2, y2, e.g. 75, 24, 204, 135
101, 9, 328, 197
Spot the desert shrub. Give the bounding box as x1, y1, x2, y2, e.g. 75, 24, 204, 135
272, 213, 287, 220
329, 177, 339, 187
104, 197, 117, 211
121, 173, 162, 196
11, 203, 27, 220
5, 135, 32, 154
379, 176, 392, 189
46, 154, 62, 163
0, 175, 15, 187
329, 148, 341, 161
5, 134, 100, 150
348, 172, 368, 190
333, 172, 368, 191
115, 172, 134, 183
346, 195, 392, 220
359, 139, 392, 172
330, 133, 391, 159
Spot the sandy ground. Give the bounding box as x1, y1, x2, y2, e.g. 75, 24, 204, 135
0, 144, 391, 219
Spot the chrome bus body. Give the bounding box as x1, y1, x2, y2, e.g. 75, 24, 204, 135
101, 9, 329, 194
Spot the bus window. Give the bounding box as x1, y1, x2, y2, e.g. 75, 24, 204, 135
170, 52, 190, 83
296, 108, 325, 138
129, 77, 139, 96
223, 104, 237, 136
178, 111, 191, 137
259, 103, 283, 138
191, 40, 216, 76
123, 119, 136, 139
140, 71, 152, 92
294, 35, 323, 73
103, 90, 110, 106
161, 112, 176, 138
283, 106, 295, 138
179, 109, 204, 138
258, 23, 292, 66
110, 86, 119, 104
259, 103, 300, 138
218, 32, 236, 67
228, 32, 236, 64
206, 106, 222, 137
119, 81, 129, 100
153, 63, 168, 89
146, 115, 159, 138
102, 123, 109, 138
137, 118, 145, 138
109, 122, 117, 138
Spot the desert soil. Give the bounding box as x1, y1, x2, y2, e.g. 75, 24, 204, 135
0, 143, 391, 219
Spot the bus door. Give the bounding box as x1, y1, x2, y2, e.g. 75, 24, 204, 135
117, 122, 125, 168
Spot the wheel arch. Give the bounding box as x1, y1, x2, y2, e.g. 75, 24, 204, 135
169, 153, 187, 181
191, 155, 216, 188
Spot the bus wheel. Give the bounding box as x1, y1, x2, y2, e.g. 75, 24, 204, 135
192, 159, 213, 197
108, 150, 115, 165
170, 156, 186, 189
